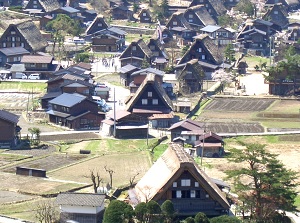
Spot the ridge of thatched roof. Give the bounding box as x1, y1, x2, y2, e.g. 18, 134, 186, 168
167, 12, 193, 30
38, 0, 60, 12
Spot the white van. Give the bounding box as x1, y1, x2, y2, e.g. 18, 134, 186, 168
15, 73, 27, 79
28, 73, 40, 80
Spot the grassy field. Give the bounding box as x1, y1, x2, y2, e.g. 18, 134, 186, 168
0, 81, 46, 93
242, 55, 270, 68
264, 99, 300, 114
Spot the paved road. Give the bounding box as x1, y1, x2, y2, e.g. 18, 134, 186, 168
0, 216, 28, 223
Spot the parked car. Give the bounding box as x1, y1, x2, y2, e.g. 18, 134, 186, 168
15, 73, 27, 79
28, 73, 40, 80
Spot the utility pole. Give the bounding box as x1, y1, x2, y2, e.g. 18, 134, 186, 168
113, 88, 116, 137
269, 36, 272, 66
200, 124, 206, 166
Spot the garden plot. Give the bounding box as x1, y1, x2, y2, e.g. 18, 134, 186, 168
0, 190, 37, 204
3, 145, 56, 157
48, 151, 151, 187
204, 98, 275, 111
2, 153, 88, 173
204, 122, 264, 133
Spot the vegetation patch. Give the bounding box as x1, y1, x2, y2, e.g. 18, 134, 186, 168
0, 81, 46, 93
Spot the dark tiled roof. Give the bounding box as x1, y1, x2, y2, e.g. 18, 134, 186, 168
131, 67, 165, 76
118, 64, 139, 73
49, 93, 87, 107
107, 26, 127, 35
60, 6, 79, 13
168, 119, 204, 131
0, 109, 19, 124
72, 62, 92, 70
60, 79, 94, 88
15, 21, 48, 52
56, 193, 105, 206
0, 47, 29, 56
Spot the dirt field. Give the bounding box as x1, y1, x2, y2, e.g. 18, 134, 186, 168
203, 98, 275, 111
48, 151, 151, 187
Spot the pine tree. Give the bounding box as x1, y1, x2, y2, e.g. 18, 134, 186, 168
226, 142, 298, 222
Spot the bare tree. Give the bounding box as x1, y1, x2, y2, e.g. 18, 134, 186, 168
104, 165, 115, 188
35, 200, 59, 223
85, 169, 103, 193
129, 172, 139, 188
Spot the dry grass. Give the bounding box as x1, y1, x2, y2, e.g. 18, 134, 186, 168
48, 151, 151, 187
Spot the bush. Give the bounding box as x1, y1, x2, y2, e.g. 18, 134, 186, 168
8, 6, 22, 12
209, 215, 241, 223
74, 53, 90, 63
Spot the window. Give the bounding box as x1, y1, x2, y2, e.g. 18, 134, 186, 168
294, 33, 297, 37
30, 63, 35, 67
176, 190, 181, 198
181, 179, 191, 186
274, 10, 278, 14
98, 23, 102, 27
142, 99, 148, 105
173, 182, 177, 187
2, 42, 6, 47
201, 55, 206, 60
181, 190, 191, 198
191, 190, 196, 198
42, 64, 47, 68
33, 0, 37, 3
33, 5, 37, 8
11, 43, 15, 47
21, 42, 24, 47
198, 48, 202, 52
13, 57, 18, 62
132, 46, 136, 51
11, 37, 15, 42
189, 19, 193, 23
53, 104, 57, 110
196, 190, 201, 198
195, 182, 199, 187
148, 91, 152, 97
173, 21, 177, 26
143, 12, 146, 16
152, 99, 158, 105
11, 31, 16, 34
189, 14, 193, 18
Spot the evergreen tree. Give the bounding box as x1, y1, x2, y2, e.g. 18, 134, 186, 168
161, 200, 175, 222
135, 202, 147, 222
224, 44, 236, 64
146, 200, 162, 223
194, 212, 209, 223
210, 215, 241, 223
103, 200, 132, 223
236, 0, 255, 16
226, 142, 298, 222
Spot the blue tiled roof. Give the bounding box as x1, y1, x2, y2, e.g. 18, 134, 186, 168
49, 93, 86, 107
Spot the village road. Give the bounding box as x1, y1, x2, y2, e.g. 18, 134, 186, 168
238, 73, 269, 96
0, 216, 27, 223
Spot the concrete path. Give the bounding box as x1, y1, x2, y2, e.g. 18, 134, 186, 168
0, 216, 28, 223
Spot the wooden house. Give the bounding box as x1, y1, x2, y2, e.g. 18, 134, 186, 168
176, 59, 205, 94
132, 142, 230, 216
47, 93, 104, 130
189, 0, 227, 21
126, 73, 174, 128
24, 0, 60, 14
100, 110, 148, 138
166, 12, 196, 44
236, 19, 273, 56
119, 64, 140, 86
168, 119, 204, 140
265, 0, 300, 11
184, 5, 216, 31
52, 6, 80, 19
81, 9, 97, 22
111, 4, 133, 20
262, 4, 289, 30
0, 47, 30, 67
129, 67, 165, 93
193, 131, 224, 157
288, 23, 300, 42
0, 21, 48, 53
85, 15, 109, 36
138, 8, 152, 23
0, 0, 9, 6
0, 110, 20, 148
21, 54, 60, 79
147, 38, 169, 70
119, 38, 152, 67
177, 34, 224, 76
91, 27, 126, 52
56, 193, 105, 223
200, 25, 235, 45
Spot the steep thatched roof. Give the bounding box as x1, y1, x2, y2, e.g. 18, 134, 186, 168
166, 12, 193, 30
126, 73, 173, 112
119, 38, 153, 60
38, 0, 60, 12
15, 21, 48, 52
187, 5, 216, 26
177, 59, 205, 80
134, 143, 230, 209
